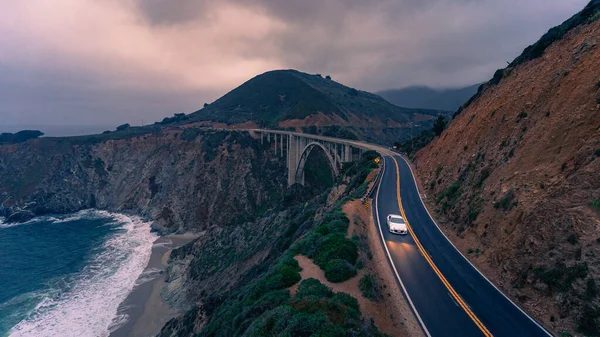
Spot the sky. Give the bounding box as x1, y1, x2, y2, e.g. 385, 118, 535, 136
0, 0, 590, 133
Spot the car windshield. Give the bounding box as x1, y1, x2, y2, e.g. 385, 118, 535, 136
390, 217, 404, 224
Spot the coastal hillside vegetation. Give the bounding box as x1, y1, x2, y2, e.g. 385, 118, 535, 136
158, 151, 384, 336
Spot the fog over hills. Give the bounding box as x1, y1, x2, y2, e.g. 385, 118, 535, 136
377, 84, 481, 112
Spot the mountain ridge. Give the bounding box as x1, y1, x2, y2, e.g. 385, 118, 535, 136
377, 84, 480, 112
182, 69, 450, 144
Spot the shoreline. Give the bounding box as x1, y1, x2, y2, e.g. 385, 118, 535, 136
109, 233, 198, 337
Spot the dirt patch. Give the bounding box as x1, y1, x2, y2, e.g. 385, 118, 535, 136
343, 199, 424, 337
288, 195, 423, 336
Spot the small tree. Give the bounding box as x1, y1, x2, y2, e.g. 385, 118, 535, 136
204, 103, 209, 108
432, 115, 446, 136
325, 75, 332, 80
116, 123, 130, 131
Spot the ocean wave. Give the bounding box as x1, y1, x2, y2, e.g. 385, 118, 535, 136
9, 213, 157, 337
0, 210, 116, 229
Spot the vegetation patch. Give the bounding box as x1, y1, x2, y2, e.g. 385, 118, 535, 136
494, 189, 516, 212
0, 130, 44, 144
590, 199, 600, 214
180, 128, 200, 141
359, 274, 383, 301
324, 259, 357, 283
532, 261, 589, 293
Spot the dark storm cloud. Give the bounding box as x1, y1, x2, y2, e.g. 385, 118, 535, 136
0, 0, 590, 130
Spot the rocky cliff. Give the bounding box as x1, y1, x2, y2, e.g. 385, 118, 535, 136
414, 3, 600, 335
0, 128, 289, 234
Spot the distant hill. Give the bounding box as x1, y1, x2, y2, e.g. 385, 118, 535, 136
186, 69, 450, 144
377, 84, 480, 112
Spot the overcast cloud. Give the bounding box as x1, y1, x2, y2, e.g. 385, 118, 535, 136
0, 0, 589, 132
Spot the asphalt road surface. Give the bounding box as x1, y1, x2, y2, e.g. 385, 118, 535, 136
372, 154, 552, 337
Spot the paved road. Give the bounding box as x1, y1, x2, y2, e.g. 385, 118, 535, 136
247, 129, 552, 336
373, 154, 551, 337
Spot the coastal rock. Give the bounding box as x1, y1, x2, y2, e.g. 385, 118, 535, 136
6, 210, 34, 223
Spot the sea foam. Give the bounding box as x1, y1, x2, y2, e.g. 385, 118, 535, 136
9, 212, 157, 337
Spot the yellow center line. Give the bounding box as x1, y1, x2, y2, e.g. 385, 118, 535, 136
391, 156, 493, 337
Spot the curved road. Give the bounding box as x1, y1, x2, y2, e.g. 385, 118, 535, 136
246, 129, 552, 336
373, 153, 551, 337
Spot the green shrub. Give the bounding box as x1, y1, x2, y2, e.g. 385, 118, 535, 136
586, 278, 598, 299
180, 128, 200, 141
313, 234, 358, 267
332, 292, 360, 311
278, 264, 302, 287
475, 168, 490, 188
533, 262, 588, 292
324, 259, 357, 283
591, 200, 600, 214
439, 183, 460, 202
295, 278, 333, 300
435, 164, 443, 178
576, 304, 600, 336
595, 148, 600, 157
359, 274, 382, 301
567, 234, 579, 245
116, 123, 130, 131
0, 130, 44, 144
325, 220, 348, 234
280, 311, 330, 336
494, 190, 516, 211
250, 290, 291, 316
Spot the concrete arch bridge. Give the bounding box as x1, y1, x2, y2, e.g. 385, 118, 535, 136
248, 129, 371, 186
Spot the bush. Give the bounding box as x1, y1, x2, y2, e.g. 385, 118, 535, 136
577, 304, 600, 336
324, 259, 357, 283
591, 200, 600, 214
533, 262, 588, 292
116, 123, 130, 131
595, 149, 600, 157
180, 128, 200, 141
494, 189, 516, 211
313, 234, 358, 267
250, 290, 291, 316
332, 292, 360, 311
0, 130, 44, 144
359, 274, 382, 301
586, 278, 598, 299
295, 278, 333, 300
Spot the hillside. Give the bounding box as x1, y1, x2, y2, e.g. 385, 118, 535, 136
378, 84, 480, 112
187, 70, 450, 144
414, 1, 600, 335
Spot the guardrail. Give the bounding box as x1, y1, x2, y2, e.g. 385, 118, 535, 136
361, 157, 385, 205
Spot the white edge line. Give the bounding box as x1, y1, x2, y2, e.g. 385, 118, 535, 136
395, 153, 553, 336
373, 155, 432, 337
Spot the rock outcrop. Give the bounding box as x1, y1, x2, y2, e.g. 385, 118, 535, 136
0, 128, 288, 234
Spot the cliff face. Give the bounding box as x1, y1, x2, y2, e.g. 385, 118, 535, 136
0, 128, 288, 234
415, 14, 600, 334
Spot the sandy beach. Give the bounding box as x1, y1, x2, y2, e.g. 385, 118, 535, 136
109, 233, 198, 337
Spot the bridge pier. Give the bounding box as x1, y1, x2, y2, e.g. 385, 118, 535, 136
254, 130, 364, 186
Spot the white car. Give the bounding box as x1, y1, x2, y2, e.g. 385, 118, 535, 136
386, 214, 408, 235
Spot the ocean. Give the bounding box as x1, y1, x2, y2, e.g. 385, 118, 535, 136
0, 210, 157, 337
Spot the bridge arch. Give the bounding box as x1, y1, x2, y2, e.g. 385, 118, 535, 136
294, 142, 339, 186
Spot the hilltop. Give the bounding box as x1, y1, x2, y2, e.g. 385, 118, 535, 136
187, 69, 449, 144
413, 1, 600, 335
377, 84, 480, 112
